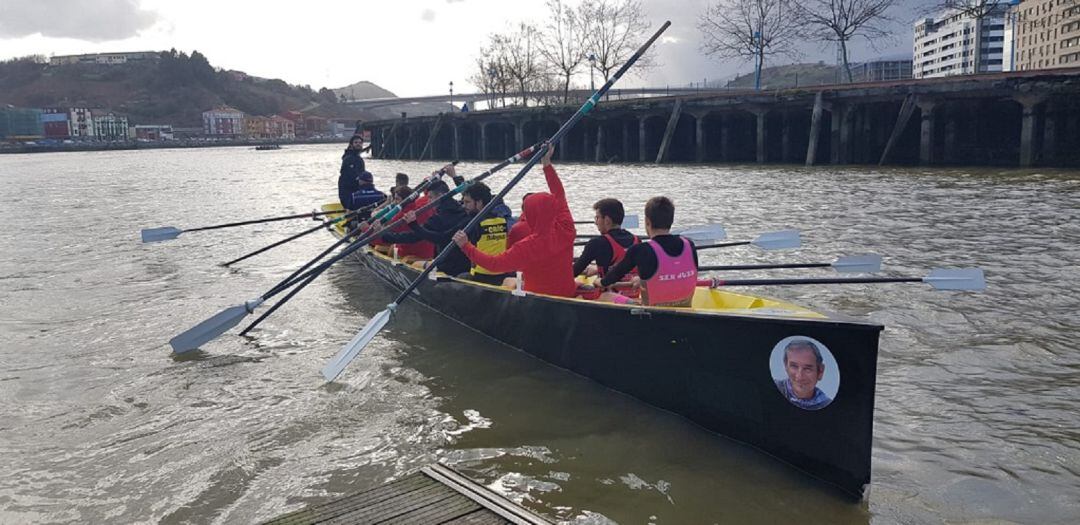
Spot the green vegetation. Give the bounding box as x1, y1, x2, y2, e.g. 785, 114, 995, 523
0, 51, 376, 126
724, 63, 842, 89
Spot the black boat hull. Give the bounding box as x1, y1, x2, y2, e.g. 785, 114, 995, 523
343, 246, 882, 500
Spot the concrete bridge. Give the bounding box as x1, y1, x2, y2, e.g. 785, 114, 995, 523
344, 86, 738, 110
361, 69, 1080, 168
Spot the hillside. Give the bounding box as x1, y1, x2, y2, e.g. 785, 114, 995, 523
724, 63, 842, 89
0, 51, 395, 127
333, 80, 396, 101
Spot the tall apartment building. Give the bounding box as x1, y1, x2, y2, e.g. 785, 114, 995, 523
1014, 0, 1080, 70
914, 5, 1013, 78
202, 106, 245, 137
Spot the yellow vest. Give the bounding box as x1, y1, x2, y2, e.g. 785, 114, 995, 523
470, 217, 508, 275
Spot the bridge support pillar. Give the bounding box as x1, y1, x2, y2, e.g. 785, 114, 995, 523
1043, 103, 1057, 165
623, 119, 633, 163
639, 117, 647, 162
514, 121, 524, 154
1017, 96, 1045, 168
452, 123, 460, 160
806, 92, 824, 166
720, 116, 732, 162
943, 107, 958, 165
781, 111, 792, 163
695, 115, 705, 163
479, 122, 488, 160
918, 100, 937, 165
595, 123, 606, 162
754, 109, 768, 164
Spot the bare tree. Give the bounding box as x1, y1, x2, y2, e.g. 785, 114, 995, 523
501, 23, 543, 106
929, 0, 1008, 75
578, 0, 656, 85
698, 0, 802, 89
797, 0, 898, 83
469, 36, 513, 109
538, 0, 586, 103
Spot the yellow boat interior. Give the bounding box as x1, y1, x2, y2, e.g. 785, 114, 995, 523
320, 203, 826, 320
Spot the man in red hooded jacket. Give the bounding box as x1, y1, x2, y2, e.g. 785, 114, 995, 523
452, 143, 577, 297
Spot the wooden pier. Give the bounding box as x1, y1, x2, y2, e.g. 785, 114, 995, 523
263, 464, 550, 525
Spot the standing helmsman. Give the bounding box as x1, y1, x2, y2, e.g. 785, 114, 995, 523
338, 133, 384, 219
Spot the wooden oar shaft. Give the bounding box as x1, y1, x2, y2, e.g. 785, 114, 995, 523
700, 262, 830, 271
710, 276, 921, 287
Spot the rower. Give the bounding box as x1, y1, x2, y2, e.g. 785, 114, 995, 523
378, 179, 471, 276
598, 196, 699, 307
451, 143, 577, 298
574, 198, 639, 278
459, 183, 515, 285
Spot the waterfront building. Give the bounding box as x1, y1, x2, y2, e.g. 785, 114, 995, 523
40, 109, 69, 139
133, 125, 174, 141
202, 106, 245, 137
850, 58, 914, 82
914, 5, 1012, 78
244, 115, 271, 138
132, 123, 174, 139
49, 51, 160, 66
0, 107, 44, 139
268, 115, 296, 139
93, 113, 129, 141
1013, 0, 1080, 70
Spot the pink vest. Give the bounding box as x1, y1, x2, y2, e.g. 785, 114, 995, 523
642, 237, 697, 307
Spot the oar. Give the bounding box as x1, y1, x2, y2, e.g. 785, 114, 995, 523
221, 160, 460, 267
322, 21, 671, 382
169, 148, 536, 353
141, 210, 339, 243
696, 229, 801, 251
699, 254, 881, 273
574, 214, 639, 229
574, 223, 726, 246
699, 268, 986, 291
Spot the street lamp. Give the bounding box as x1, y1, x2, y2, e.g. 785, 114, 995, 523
588, 53, 601, 102
449, 81, 454, 112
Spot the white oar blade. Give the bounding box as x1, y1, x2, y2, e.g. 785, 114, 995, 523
752, 230, 801, 250
924, 268, 986, 291
142, 226, 183, 243
169, 300, 260, 353
677, 224, 727, 243
623, 214, 640, 229
832, 254, 882, 273
322, 307, 393, 381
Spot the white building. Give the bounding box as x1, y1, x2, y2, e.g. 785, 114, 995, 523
913, 5, 1013, 78
202, 106, 245, 137
68, 107, 94, 138
94, 113, 129, 140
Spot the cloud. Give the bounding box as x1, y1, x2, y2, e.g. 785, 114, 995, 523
0, 0, 158, 42
421, 8, 436, 22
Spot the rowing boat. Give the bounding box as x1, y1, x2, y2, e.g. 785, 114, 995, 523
320, 202, 882, 500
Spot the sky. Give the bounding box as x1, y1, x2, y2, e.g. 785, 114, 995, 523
0, 0, 921, 97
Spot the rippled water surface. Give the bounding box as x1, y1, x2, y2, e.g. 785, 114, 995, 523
1, 145, 1078, 524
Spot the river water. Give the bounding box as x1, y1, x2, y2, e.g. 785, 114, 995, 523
1, 144, 1078, 524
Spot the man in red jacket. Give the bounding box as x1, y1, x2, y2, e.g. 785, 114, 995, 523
452, 143, 577, 297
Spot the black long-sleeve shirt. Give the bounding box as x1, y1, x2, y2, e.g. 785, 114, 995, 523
572, 228, 637, 276
380, 198, 470, 275
599, 234, 698, 287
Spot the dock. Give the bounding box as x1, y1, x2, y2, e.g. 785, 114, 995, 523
263, 464, 551, 525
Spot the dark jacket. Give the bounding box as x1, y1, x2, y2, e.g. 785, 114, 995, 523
338, 148, 365, 209
380, 197, 470, 275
